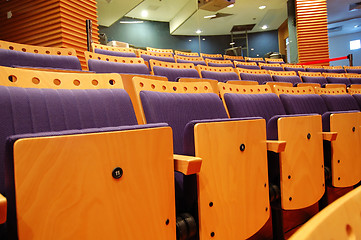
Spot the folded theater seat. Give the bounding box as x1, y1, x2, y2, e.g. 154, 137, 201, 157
92, 43, 137, 58
277, 86, 361, 204
174, 55, 206, 66
218, 83, 327, 239
0, 66, 185, 239
0, 40, 82, 72
205, 59, 234, 68
196, 65, 240, 82
131, 78, 271, 240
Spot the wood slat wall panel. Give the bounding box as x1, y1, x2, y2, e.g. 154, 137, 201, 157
296, 0, 329, 65
0, 0, 99, 70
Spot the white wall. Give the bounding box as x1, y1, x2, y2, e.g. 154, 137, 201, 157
329, 32, 361, 66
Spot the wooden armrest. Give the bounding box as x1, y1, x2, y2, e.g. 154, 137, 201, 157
266, 140, 286, 153
322, 132, 337, 141
0, 193, 7, 224
174, 154, 202, 175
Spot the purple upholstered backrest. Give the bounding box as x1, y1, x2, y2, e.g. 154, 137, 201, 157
301, 76, 327, 85
202, 56, 224, 60
200, 71, 239, 82
224, 93, 286, 122
152, 66, 199, 82
0, 49, 82, 70
272, 75, 302, 85
346, 68, 361, 74
139, 91, 227, 154
0, 86, 138, 238
247, 60, 265, 64
140, 54, 175, 64
176, 59, 206, 66
235, 64, 260, 70
326, 77, 351, 86
87, 59, 149, 74
239, 73, 273, 84
94, 48, 137, 58
283, 67, 304, 75
325, 68, 346, 74
260, 66, 284, 71
208, 62, 234, 68
349, 78, 361, 84
352, 94, 361, 109
305, 68, 325, 73
320, 94, 360, 111
279, 94, 328, 115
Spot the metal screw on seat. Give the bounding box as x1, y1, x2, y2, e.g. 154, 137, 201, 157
240, 144, 246, 152
112, 167, 123, 179
307, 133, 311, 139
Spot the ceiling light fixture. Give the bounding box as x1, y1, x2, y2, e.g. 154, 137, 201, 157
141, 10, 148, 18
354, 25, 360, 28
202, 38, 206, 41
196, 29, 202, 34
189, 39, 192, 42
204, 14, 216, 19
227, 4, 234, 8
230, 42, 235, 45
259, 5, 266, 10
119, 20, 144, 24
261, 25, 268, 30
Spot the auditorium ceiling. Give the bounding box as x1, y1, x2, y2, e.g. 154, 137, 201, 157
97, 0, 361, 36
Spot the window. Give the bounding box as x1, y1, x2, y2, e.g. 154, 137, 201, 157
350, 39, 361, 50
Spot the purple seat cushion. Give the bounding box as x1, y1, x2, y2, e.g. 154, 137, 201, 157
272, 75, 302, 85
247, 60, 265, 64
349, 78, 361, 84
0, 49, 82, 70
94, 48, 137, 58
352, 94, 361, 109
208, 62, 234, 68
152, 66, 199, 82
235, 64, 260, 70
88, 59, 149, 74
320, 94, 360, 111
279, 94, 328, 115
176, 54, 199, 57
200, 71, 239, 82
326, 77, 351, 86
325, 68, 346, 74
267, 60, 285, 64
306, 68, 325, 73
176, 59, 206, 66
301, 76, 327, 85
261, 66, 284, 71
346, 69, 361, 74
140, 54, 175, 64
239, 73, 273, 84
224, 93, 286, 123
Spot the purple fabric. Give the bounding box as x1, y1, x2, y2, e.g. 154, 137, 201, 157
0, 86, 138, 238
12, 65, 92, 73
224, 93, 286, 123
200, 71, 239, 82
283, 67, 304, 75
94, 48, 137, 58
260, 66, 284, 71
279, 94, 328, 115
267, 60, 285, 64
176, 59, 206, 66
349, 78, 361, 84
87, 59, 149, 74
239, 73, 273, 84
202, 56, 223, 60
176, 54, 199, 57
325, 68, 346, 73
235, 64, 260, 70
326, 77, 351, 86
140, 54, 175, 64
352, 94, 361, 109
272, 75, 302, 85
305, 68, 325, 73
320, 94, 360, 111
0, 49, 82, 70
208, 62, 234, 68
139, 91, 227, 154
301, 76, 327, 85
346, 69, 361, 74
247, 60, 265, 64
152, 66, 199, 82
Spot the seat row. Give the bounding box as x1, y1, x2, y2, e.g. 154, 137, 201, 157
1, 65, 361, 239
